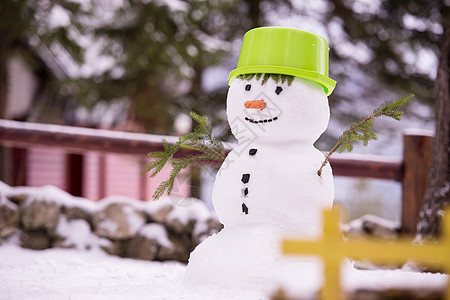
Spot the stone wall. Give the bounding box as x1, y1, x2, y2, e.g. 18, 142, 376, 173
0, 182, 222, 263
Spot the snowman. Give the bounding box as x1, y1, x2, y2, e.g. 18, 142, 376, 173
185, 27, 338, 292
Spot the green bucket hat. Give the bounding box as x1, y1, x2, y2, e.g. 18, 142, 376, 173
229, 27, 336, 96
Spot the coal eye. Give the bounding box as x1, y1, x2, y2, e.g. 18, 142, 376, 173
275, 86, 283, 95
245, 84, 251, 91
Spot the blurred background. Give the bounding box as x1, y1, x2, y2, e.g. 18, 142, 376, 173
0, 0, 448, 222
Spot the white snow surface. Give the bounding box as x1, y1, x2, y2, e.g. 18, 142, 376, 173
139, 223, 174, 249
0, 244, 266, 300
0, 244, 447, 300
166, 197, 211, 226
2, 182, 96, 214
55, 216, 98, 250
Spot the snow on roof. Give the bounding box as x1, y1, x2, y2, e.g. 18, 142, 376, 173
403, 128, 435, 137
331, 152, 402, 163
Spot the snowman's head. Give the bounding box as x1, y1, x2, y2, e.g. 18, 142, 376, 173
226, 73, 330, 144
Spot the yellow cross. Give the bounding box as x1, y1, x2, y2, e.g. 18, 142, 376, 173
282, 207, 450, 300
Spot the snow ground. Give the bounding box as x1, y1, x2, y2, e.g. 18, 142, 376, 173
0, 244, 266, 300
0, 244, 447, 300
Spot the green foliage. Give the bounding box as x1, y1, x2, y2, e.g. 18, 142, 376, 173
141, 111, 226, 200
324, 0, 446, 104
0, 0, 89, 119
68, 0, 242, 132
0, 0, 87, 62
237, 73, 295, 86
318, 93, 414, 176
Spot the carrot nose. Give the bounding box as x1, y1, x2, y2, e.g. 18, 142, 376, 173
244, 100, 266, 110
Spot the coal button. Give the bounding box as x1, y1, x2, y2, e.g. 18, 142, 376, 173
242, 203, 249, 215
241, 174, 250, 184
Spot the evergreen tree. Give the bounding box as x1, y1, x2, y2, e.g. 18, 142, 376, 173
323, 0, 447, 104
417, 26, 450, 239
0, 0, 88, 182
72, 0, 297, 134
0, 0, 87, 119
320, 0, 450, 237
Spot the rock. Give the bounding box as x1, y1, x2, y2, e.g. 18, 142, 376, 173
165, 217, 195, 235
165, 219, 197, 262
123, 234, 159, 261
272, 288, 444, 300
93, 202, 146, 240
0, 226, 17, 239
193, 217, 223, 244
0, 228, 19, 247
20, 229, 51, 250
361, 216, 399, 240
122, 223, 189, 262
148, 204, 173, 224
343, 214, 402, 270
164, 199, 212, 235
62, 196, 95, 223
350, 288, 444, 300
142, 223, 187, 262
343, 214, 400, 240
0, 199, 20, 229
64, 206, 92, 224
158, 236, 189, 262
7, 194, 29, 205
21, 199, 61, 231
0, 184, 220, 263
123, 223, 170, 261
100, 239, 123, 256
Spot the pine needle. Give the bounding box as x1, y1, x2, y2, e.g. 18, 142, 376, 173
317, 93, 414, 176
237, 73, 295, 86
141, 111, 227, 200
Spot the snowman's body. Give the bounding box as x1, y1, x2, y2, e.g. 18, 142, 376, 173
214, 141, 333, 235
185, 76, 334, 291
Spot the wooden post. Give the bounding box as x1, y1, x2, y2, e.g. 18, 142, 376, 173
401, 132, 434, 235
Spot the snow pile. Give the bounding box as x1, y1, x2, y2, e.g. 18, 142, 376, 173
139, 223, 174, 249
54, 216, 97, 249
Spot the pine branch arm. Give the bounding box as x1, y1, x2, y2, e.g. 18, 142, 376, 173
317, 94, 414, 177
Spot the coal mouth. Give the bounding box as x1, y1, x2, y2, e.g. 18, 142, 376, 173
244, 116, 278, 124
